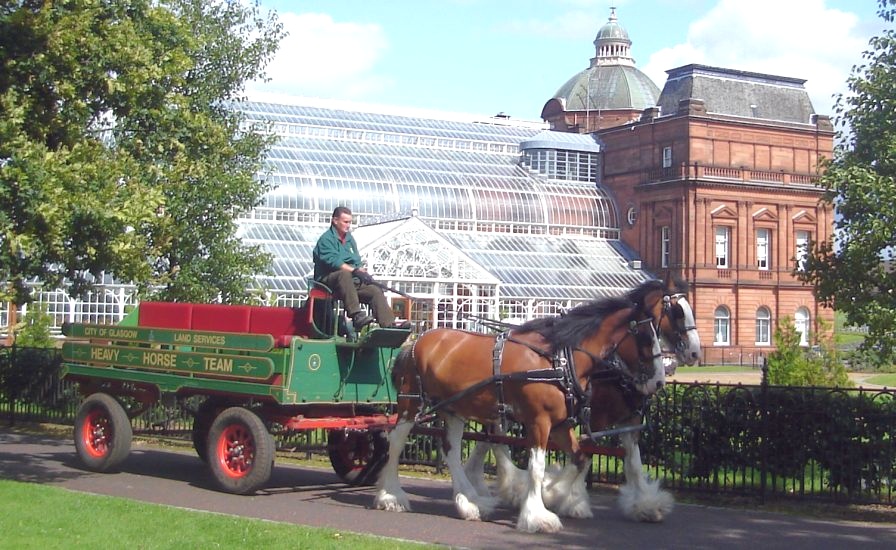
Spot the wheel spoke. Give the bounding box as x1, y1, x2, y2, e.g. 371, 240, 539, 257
219, 425, 256, 477
83, 409, 111, 457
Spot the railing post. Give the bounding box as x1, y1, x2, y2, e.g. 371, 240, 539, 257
4, 345, 16, 427
759, 356, 769, 504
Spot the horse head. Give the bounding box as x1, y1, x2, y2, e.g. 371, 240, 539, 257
612, 300, 666, 395
627, 277, 702, 367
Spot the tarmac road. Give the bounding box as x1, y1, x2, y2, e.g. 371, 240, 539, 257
2, 429, 895, 549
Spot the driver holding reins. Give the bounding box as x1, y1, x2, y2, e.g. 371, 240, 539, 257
312, 206, 409, 330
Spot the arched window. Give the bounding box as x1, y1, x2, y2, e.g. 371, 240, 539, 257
755, 307, 771, 345
795, 307, 811, 347
714, 306, 730, 346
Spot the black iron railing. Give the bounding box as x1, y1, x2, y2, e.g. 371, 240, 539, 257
2, 346, 893, 506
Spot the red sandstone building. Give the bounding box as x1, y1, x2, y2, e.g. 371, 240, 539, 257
544, 9, 835, 363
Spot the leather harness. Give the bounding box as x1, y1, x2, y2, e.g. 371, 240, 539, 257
410, 316, 659, 442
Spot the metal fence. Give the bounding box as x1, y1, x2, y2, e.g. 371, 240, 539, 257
2, 346, 894, 506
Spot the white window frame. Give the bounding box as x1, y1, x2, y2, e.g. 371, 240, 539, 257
795, 230, 810, 271
661, 226, 670, 268
715, 226, 730, 268
795, 307, 811, 347
756, 228, 770, 270
714, 306, 731, 345
662, 146, 672, 168
755, 306, 771, 345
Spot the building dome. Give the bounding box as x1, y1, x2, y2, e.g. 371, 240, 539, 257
547, 8, 659, 114
553, 65, 659, 112
594, 10, 630, 43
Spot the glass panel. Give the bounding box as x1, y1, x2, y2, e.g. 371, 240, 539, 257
714, 306, 730, 345
716, 227, 729, 268
757, 228, 770, 270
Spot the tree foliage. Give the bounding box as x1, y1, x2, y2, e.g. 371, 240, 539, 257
0, 0, 284, 307
798, 0, 896, 366
12, 303, 55, 348
766, 317, 850, 387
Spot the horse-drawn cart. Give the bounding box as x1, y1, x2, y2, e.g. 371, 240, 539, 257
61, 278, 701, 533
60, 298, 409, 494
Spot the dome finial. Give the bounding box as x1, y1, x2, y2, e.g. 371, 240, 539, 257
592, 7, 633, 67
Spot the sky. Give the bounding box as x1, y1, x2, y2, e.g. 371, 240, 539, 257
247, 0, 892, 123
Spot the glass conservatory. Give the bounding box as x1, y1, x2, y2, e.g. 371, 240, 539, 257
5, 99, 650, 333
237, 100, 649, 330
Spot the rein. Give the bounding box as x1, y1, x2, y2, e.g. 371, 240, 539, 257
637, 290, 697, 360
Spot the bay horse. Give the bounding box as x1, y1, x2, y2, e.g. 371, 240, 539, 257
374, 295, 665, 533
633, 276, 701, 370
466, 277, 701, 523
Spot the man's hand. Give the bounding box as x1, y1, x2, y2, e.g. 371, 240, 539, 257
352, 268, 374, 285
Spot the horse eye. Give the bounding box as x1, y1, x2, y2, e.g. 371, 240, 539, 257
637, 330, 652, 346
671, 305, 685, 320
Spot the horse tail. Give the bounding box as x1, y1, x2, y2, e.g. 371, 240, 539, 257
391, 341, 416, 390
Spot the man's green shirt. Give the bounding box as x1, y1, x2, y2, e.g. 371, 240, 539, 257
313, 225, 362, 281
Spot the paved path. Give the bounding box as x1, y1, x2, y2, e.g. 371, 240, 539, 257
2, 430, 895, 549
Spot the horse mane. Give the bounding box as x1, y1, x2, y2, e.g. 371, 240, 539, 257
514, 295, 633, 352
625, 277, 688, 307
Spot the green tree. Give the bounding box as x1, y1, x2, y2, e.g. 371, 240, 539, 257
12, 303, 54, 349
0, 1, 284, 312
766, 316, 851, 387
797, 0, 896, 366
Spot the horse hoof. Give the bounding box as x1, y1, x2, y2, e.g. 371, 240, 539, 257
517, 510, 563, 533
455, 493, 483, 521
563, 501, 593, 519
374, 492, 411, 513
618, 483, 674, 522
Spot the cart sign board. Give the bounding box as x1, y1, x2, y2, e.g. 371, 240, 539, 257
62, 323, 274, 351
62, 342, 274, 380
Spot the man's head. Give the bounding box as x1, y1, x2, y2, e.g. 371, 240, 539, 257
331, 206, 353, 238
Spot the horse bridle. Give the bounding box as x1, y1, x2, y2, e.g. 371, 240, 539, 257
650, 291, 698, 358
577, 308, 663, 388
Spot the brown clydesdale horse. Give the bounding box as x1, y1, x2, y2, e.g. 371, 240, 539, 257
466, 277, 701, 523
373, 294, 665, 533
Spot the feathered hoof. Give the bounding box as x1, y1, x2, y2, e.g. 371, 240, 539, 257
455, 493, 484, 521
516, 509, 563, 533
374, 490, 412, 513
618, 480, 674, 522
557, 498, 593, 519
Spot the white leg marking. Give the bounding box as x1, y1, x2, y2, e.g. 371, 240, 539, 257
516, 447, 563, 533
618, 432, 674, 522
543, 462, 593, 518
464, 440, 494, 498
493, 444, 527, 507
373, 418, 414, 512
443, 416, 497, 520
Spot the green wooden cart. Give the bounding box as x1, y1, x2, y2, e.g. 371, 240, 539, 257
61, 295, 410, 494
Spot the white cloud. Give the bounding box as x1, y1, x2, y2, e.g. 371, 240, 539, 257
493, 9, 602, 40
641, 0, 871, 115
247, 12, 392, 100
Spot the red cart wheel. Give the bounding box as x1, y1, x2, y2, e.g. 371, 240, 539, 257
327, 429, 388, 486
206, 407, 274, 494
192, 397, 228, 463
74, 393, 133, 472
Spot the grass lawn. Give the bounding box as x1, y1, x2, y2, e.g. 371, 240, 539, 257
864, 373, 896, 387
0, 479, 440, 549
676, 364, 757, 373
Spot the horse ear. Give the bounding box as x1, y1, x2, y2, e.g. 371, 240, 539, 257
660, 269, 673, 289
